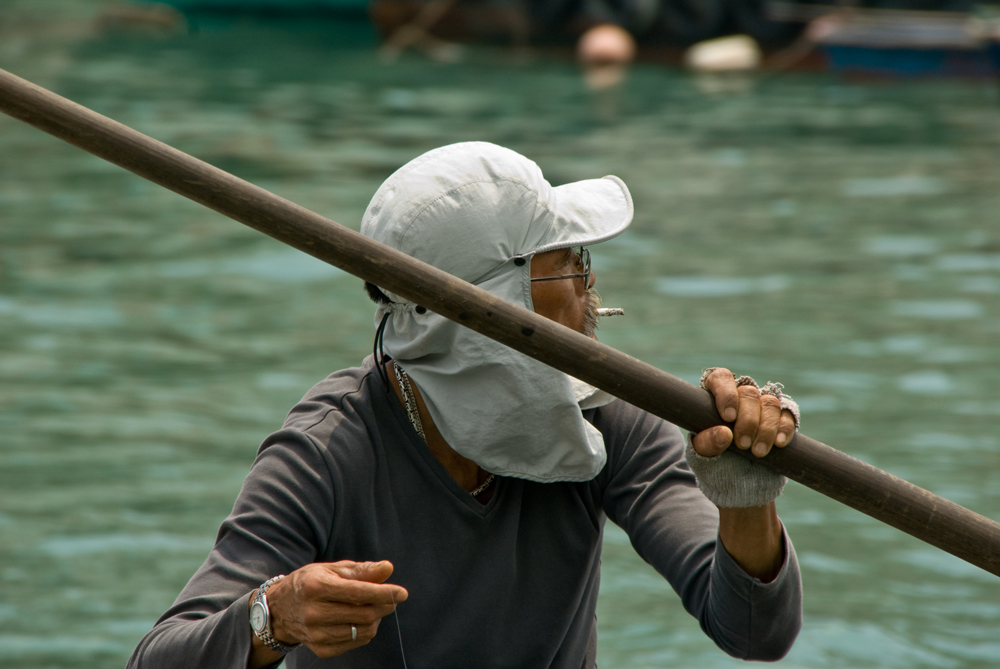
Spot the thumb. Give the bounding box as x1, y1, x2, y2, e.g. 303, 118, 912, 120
328, 560, 395, 584
692, 426, 732, 458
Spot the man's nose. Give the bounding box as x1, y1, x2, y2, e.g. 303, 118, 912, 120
587, 268, 597, 291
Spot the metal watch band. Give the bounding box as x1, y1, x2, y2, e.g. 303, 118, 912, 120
251, 575, 301, 654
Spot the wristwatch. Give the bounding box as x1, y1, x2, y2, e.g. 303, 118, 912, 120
249, 575, 301, 653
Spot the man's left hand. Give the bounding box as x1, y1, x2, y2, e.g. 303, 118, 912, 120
691, 367, 797, 459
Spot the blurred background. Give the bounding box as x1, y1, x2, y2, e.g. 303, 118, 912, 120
1, 0, 1000, 667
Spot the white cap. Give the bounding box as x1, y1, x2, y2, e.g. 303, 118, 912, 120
362, 141, 633, 291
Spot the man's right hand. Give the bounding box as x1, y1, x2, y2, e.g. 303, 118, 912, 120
250, 560, 408, 667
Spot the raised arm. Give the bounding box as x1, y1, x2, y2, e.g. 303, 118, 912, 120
689, 367, 799, 581
597, 401, 802, 661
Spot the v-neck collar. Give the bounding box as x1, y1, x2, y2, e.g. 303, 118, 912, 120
371, 368, 503, 517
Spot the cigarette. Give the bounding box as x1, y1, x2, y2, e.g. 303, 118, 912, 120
596, 308, 624, 317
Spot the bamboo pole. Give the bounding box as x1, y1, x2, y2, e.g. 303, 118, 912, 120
1, 66, 998, 576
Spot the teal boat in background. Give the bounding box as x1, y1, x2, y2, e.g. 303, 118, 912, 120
150, 0, 370, 14
137, 0, 376, 37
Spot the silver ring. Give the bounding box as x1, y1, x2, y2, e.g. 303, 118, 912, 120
351, 625, 357, 641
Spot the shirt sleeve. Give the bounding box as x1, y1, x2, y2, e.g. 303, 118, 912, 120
126, 428, 335, 669
594, 402, 803, 661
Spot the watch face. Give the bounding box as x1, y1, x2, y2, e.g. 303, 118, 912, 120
250, 601, 267, 632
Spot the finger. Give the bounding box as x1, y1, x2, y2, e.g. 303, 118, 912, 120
732, 384, 761, 450
306, 600, 398, 627
751, 393, 782, 458
775, 411, 796, 448
327, 561, 408, 601
326, 560, 394, 584
323, 619, 382, 645
314, 574, 408, 607
703, 368, 738, 423
310, 562, 407, 603
691, 426, 732, 458
306, 618, 382, 657
310, 640, 358, 659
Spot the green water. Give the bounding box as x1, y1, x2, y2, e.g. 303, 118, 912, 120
2, 2, 1000, 667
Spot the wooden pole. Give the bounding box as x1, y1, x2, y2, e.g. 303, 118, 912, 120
1, 66, 998, 576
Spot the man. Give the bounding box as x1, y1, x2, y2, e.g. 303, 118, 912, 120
128, 142, 801, 668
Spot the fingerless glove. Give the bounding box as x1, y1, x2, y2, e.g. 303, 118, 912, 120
685, 370, 800, 508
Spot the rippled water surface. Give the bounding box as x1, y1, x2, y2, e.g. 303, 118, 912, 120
2, 2, 1000, 667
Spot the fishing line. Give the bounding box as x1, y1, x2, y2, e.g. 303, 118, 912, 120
391, 590, 409, 669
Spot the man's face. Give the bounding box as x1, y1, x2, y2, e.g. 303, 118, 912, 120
530, 247, 600, 337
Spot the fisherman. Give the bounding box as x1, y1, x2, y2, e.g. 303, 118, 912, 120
128, 141, 802, 668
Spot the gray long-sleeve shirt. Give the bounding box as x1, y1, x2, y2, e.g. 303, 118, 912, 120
128, 361, 802, 668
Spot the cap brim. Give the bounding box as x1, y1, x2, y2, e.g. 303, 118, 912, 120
534, 175, 634, 254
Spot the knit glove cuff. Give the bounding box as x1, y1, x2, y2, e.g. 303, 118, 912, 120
685, 438, 787, 508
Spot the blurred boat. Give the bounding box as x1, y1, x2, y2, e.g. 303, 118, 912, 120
771, 3, 1000, 76
141, 0, 1000, 76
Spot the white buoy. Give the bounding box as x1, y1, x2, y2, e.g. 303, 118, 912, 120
684, 35, 762, 72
